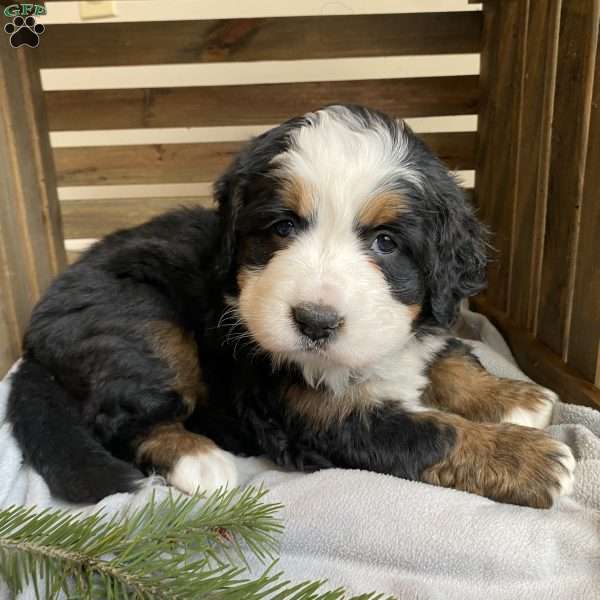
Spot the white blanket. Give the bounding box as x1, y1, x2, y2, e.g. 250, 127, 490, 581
1, 309, 599, 599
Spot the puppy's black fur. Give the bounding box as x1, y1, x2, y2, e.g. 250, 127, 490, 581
8, 105, 486, 503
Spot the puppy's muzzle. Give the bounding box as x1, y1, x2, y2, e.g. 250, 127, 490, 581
292, 302, 343, 342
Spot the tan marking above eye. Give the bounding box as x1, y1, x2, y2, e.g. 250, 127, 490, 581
358, 192, 407, 228
279, 176, 314, 218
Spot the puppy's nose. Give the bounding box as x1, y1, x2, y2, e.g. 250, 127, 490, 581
292, 302, 343, 341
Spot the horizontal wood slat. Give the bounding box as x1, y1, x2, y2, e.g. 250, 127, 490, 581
40, 12, 482, 68
45, 76, 479, 131
61, 197, 214, 239
53, 132, 475, 186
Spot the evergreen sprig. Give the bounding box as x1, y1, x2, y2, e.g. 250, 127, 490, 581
0, 486, 389, 600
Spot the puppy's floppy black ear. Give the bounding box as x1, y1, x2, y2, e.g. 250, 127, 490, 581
213, 159, 245, 278
420, 166, 488, 327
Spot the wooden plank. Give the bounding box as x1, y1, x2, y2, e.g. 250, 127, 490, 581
0, 45, 66, 376
45, 76, 480, 131
509, 0, 561, 329
54, 143, 239, 186
40, 12, 482, 68
567, 42, 600, 384
61, 197, 214, 239
472, 296, 600, 410
474, 1, 527, 314
53, 132, 476, 186
537, 0, 600, 357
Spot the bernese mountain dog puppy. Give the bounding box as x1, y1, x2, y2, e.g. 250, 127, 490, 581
8, 105, 575, 508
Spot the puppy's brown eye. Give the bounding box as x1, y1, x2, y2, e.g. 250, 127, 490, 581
273, 219, 295, 238
371, 233, 397, 255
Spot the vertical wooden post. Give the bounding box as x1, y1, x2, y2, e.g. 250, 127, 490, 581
475, 0, 600, 409
0, 42, 66, 376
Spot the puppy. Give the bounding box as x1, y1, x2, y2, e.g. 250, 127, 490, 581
8, 105, 575, 508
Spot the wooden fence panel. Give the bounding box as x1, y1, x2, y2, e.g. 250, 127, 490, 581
475, 0, 600, 408
508, 0, 561, 330
474, 0, 527, 313
537, 0, 600, 357
567, 42, 600, 385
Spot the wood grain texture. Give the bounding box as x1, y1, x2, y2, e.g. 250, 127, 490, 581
509, 0, 561, 330
0, 45, 66, 376
53, 132, 475, 186
474, 0, 526, 313
61, 197, 214, 239
537, 0, 600, 357
45, 76, 480, 131
472, 296, 600, 409
41, 12, 482, 68
567, 42, 600, 384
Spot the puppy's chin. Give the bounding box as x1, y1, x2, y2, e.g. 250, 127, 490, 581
255, 322, 411, 374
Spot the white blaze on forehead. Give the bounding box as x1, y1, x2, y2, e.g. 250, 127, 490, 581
273, 105, 421, 225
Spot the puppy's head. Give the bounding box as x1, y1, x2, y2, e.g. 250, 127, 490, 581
215, 105, 487, 387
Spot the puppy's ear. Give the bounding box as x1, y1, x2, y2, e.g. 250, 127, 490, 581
213, 159, 245, 278
420, 167, 488, 327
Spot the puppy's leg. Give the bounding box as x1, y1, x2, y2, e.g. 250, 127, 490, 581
136, 423, 238, 495
422, 339, 557, 428
90, 321, 238, 495
418, 411, 575, 508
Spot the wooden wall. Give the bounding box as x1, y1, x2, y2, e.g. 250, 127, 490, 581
475, 0, 600, 408
37, 7, 481, 261
0, 44, 66, 376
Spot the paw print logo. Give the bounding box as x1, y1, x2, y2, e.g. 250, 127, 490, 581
4, 16, 45, 48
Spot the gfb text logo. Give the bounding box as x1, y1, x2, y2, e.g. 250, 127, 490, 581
3, 4, 47, 48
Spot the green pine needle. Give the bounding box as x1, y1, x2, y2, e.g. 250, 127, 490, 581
0, 486, 391, 600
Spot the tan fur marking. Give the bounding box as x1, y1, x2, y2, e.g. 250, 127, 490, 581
280, 176, 314, 218
286, 383, 380, 429
420, 412, 569, 508
358, 192, 407, 227
146, 321, 205, 416
237, 267, 253, 291
423, 352, 550, 423
136, 423, 215, 472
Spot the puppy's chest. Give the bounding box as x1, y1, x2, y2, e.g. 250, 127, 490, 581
286, 336, 446, 426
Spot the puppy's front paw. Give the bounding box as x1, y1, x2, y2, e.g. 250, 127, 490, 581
168, 446, 238, 496
423, 419, 576, 508
503, 386, 558, 429
494, 427, 575, 508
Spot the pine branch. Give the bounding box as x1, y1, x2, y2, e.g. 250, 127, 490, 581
0, 487, 390, 600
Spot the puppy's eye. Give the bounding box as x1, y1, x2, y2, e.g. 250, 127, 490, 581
272, 219, 295, 238
371, 233, 397, 255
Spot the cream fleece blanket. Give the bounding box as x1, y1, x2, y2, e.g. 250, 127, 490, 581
0, 309, 599, 599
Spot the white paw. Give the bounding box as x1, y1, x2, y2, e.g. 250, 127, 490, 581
167, 447, 238, 496
504, 388, 557, 429
550, 441, 576, 499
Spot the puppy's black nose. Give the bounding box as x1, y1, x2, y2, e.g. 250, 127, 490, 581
292, 302, 343, 341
